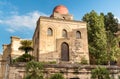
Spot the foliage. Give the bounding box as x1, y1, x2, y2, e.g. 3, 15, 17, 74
49, 73, 65, 79
102, 12, 120, 64
82, 10, 107, 65
118, 76, 120, 79
49, 61, 57, 64
103, 12, 118, 33
80, 57, 88, 65
24, 74, 43, 79
24, 61, 44, 79
13, 53, 34, 62
19, 40, 33, 54
106, 31, 120, 64
91, 66, 110, 79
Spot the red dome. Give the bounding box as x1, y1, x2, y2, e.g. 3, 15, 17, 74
53, 5, 69, 14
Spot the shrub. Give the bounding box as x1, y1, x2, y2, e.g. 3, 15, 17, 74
13, 54, 34, 62
49, 73, 65, 79
24, 74, 43, 79
24, 61, 44, 79
91, 66, 110, 79
80, 57, 88, 65
49, 61, 57, 64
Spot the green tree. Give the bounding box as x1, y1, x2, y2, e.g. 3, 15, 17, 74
91, 66, 110, 79
82, 10, 107, 65
19, 40, 33, 54
106, 31, 120, 65
104, 12, 118, 33
49, 73, 65, 79
102, 12, 120, 65
24, 61, 44, 79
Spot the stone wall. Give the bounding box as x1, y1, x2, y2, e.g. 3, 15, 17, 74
8, 63, 25, 79
8, 63, 120, 79
1, 36, 33, 79
33, 16, 89, 63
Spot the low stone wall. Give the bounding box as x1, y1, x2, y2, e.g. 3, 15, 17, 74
8, 63, 120, 79
8, 63, 25, 79
44, 64, 120, 79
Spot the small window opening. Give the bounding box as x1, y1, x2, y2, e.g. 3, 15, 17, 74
62, 29, 67, 38
76, 31, 81, 39
47, 28, 53, 36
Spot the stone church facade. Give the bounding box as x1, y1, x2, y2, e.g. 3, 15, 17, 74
1, 5, 120, 79
32, 5, 89, 63
1, 5, 90, 79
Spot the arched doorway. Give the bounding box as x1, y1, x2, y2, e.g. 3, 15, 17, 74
61, 42, 69, 61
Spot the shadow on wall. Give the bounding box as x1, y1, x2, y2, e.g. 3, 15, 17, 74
70, 77, 80, 79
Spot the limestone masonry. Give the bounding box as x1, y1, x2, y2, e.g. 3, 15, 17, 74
32, 5, 89, 63
1, 5, 90, 79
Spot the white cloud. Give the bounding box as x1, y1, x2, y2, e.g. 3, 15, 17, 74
117, 18, 120, 23
0, 1, 48, 33
115, 16, 120, 23
0, 20, 2, 23
0, 51, 2, 54
0, 1, 17, 11
6, 28, 15, 33
0, 11, 48, 32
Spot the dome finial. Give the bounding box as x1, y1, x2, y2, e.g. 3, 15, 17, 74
53, 5, 69, 14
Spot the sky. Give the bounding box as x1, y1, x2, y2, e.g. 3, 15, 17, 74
0, 0, 120, 54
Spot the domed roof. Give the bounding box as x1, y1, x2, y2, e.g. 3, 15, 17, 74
53, 5, 69, 14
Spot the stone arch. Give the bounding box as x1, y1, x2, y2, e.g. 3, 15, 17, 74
62, 29, 67, 38
61, 42, 69, 61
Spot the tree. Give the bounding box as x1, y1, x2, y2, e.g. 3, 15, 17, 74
91, 66, 110, 79
24, 61, 44, 79
82, 10, 107, 65
49, 73, 65, 79
19, 40, 33, 54
102, 12, 120, 65
104, 12, 118, 33
106, 31, 120, 65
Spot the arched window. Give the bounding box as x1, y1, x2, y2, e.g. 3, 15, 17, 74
76, 31, 81, 39
62, 29, 67, 37
47, 28, 53, 36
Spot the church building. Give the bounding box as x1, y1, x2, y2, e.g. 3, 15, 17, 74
32, 5, 89, 63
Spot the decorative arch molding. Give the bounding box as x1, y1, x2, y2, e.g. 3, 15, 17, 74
61, 24, 71, 32
46, 24, 56, 36
62, 29, 67, 38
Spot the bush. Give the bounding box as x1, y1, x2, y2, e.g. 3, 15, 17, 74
13, 54, 34, 62
24, 61, 44, 79
24, 74, 43, 79
80, 57, 88, 65
49, 61, 57, 64
49, 73, 65, 79
91, 66, 110, 79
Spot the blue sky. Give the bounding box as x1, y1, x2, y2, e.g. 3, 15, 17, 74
0, 0, 120, 54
